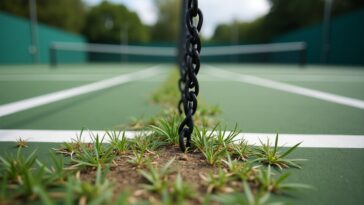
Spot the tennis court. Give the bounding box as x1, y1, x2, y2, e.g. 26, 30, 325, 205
0, 62, 363, 204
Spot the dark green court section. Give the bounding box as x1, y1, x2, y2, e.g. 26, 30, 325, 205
0, 81, 163, 130
0, 142, 363, 205
0, 64, 163, 105
200, 81, 364, 135
0, 81, 89, 104
274, 147, 364, 205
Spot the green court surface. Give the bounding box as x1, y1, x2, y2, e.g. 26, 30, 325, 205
0, 63, 363, 204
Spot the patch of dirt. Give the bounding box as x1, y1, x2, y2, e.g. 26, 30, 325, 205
81, 145, 220, 204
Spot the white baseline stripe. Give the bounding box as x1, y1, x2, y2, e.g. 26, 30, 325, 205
0, 65, 164, 118
0, 129, 363, 149
207, 66, 364, 110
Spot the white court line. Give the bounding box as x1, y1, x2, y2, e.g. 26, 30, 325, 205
0, 74, 113, 81
0, 129, 363, 148
207, 66, 364, 110
0, 65, 164, 118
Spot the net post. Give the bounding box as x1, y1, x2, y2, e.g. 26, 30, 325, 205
49, 44, 57, 67
299, 43, 307, 67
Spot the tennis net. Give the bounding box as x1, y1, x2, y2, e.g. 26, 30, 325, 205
49, 42, 306, 66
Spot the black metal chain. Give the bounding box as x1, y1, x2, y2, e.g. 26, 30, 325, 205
178, 0, 203, 152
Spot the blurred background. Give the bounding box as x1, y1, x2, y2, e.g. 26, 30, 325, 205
0, 0, 363, 65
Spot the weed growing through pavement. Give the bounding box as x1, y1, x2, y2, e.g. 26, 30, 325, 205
70, 133, 115, 168
138, 158, 175, 194
253, 133, 305, 169
149, 115, 181, 146
200, 168, 233, 193
107, 130, 130, 154
66, 165, 114, 205
0, 147, 37, 183
212, 181, 283, 205
256, 165, 311, 194
127, 149, 151, 168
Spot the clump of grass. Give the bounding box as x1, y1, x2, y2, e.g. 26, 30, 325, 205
200, 168, 233, 193
138, 158, 175, 194
37, 152, 73, 185
53, 132, 83, 156
200, 144, 227, 166
150, 115, 181, 146
253, 133, 305, 169
231, 139, 251, 161
0, 147, 37, 184
256, 165, 311, 194
70, 133, 115, 168
127, 149, 151, 168
170, 173, 196, 203
107, 130, 130, 155
66, 165, 114, 205
195, 124, 240, 165
212, 181, 283, 205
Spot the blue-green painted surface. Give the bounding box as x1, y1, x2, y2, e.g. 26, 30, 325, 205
0, 11, 86, 64
272, 9, 364, 65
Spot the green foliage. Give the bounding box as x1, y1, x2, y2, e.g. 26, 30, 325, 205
53, 133, 83, 156
200, 168, 233, 193
253, 133, 305, 169
150, 114, 181, 146
138, 158, 175, 194
0, 148, 37, 183
151, 0, 181, 42
212, 181, 283, 205
171, 173, 196, 203
71, 133, 115, 168
83, 1, 149, 43
232, 139, 251, 161
66, 165, 114, 205
200, 143, 226, 166
256, 165, 311, 194
210, 0, 364, 43
127, 149, 151, 168
0, 0, 85, 33
107, 130, 130, 154
131, 133, 166, 153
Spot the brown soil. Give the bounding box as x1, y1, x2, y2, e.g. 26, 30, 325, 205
81, 145, 221, 204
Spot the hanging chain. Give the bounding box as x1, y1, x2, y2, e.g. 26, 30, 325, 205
178, 0, 203, 152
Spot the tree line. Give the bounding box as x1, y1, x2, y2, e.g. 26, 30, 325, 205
1, 0, 363, 44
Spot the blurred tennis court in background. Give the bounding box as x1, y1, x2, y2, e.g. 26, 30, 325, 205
0, 0, 364, 204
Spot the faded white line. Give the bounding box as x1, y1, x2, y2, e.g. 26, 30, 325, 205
0, 74, 113, 81
0, 65, 164, 118
207, 66, 364, 109
0, 129, 363, 148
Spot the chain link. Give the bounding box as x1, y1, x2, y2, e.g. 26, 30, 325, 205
178, 0, 203, 152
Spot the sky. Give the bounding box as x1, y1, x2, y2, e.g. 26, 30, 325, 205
83, 0, 271, 38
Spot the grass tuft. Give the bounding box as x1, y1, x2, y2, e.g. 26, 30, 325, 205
253, 133, 305, 169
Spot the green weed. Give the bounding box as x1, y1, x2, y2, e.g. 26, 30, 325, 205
200, 168, 233, 193
212, 181, 283, 205
150, 115, 181, 146
0, 148, 37, 184
65, 165, 114, 205
71, 133, 114, 168
256, 166, 311, 194
138, 158, 175, 194
253, 133, 305, 169
107, 130, 130, 155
